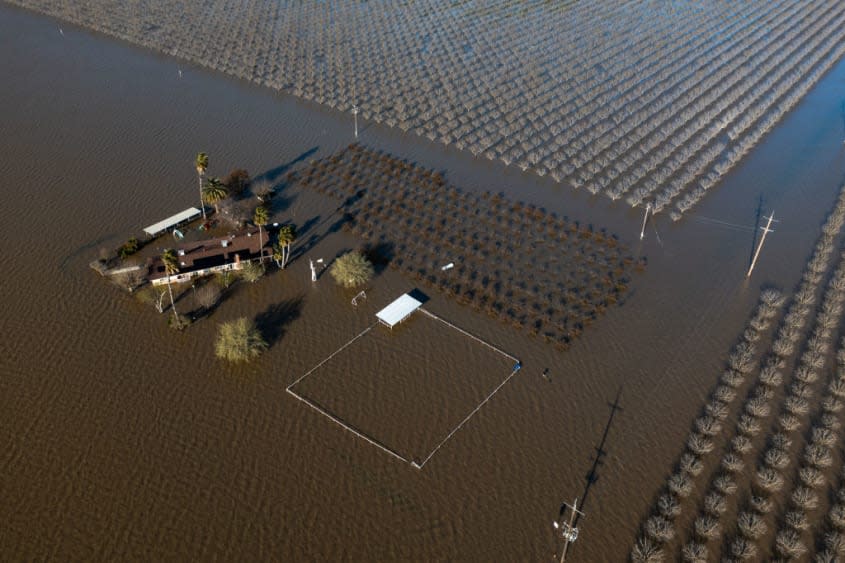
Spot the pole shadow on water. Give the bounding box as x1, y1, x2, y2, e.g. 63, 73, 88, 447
748, 193, 764, 268
568, 386, 623, 528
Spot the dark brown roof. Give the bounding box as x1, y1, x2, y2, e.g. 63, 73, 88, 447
148, 228, 269, 280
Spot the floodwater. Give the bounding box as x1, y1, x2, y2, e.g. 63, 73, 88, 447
2, 3, 845, 560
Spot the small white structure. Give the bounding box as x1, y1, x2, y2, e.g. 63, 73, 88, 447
143, 207, 202, 237
376, 294, 423, 329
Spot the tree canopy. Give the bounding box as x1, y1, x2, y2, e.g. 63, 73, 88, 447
215, 317, 267, 362
330, 252, 374, 288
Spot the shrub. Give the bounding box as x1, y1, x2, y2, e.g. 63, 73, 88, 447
703, 493, 727, 516
737, 415, 760, 437
825, 531, 845, 554
695, 416, 721, 436
240, 260, 265, 283
168, 313, 191, 330
763, 448, 789, 469
705, 401, 728, 420
799, 466, 824, 488
713, 475, 737, 495
778, 413, 800, 431
805, 444, 833, 468
330, 252, 375, 288
774, 529, 806, 558
737, 511, 765, 539
215, 317, 267, 362
721, 453, 744, 473
196, 283, 222, 309
731, 435, 752, 454
749, 495, 772, 514
829, 504, 845, 529
631, 537, 663, 563
745, 397, 770, 418
657, 494, 680, 519
784, 510, 809, 531
730, 537, 757, 560
118, 236, 140, 258
667, 473, 693, 498
693, 515, 720, 540
687, 434, 713, 455
223, 168, 251, 196
679, 453, 703, 476
645, 515, 674, 543
680, 542, 706, 563
791, 486, 819, 510
756, 466, 783, 492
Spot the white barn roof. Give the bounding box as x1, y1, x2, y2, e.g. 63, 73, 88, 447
143, 207, 202, 237
376, 294, 423, 328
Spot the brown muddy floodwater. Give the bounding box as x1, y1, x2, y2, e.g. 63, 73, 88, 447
2, 3, 845, 560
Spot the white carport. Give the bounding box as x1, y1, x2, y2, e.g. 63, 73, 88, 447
143, 207, 202, 237
376, 294, 423, 328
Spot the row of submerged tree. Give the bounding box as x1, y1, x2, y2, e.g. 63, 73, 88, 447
289, 144, 640, 349
20, 0, 845, 220
632, 181, 845, 561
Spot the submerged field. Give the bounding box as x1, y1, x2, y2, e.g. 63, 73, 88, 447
5, 2, 845, 562
9, 0, 845, 219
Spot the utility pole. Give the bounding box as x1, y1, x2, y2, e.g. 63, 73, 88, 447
747, 211, 776, 278
553, 498, 585, 563
639, 203, 651, 240
352, 103, 359, 139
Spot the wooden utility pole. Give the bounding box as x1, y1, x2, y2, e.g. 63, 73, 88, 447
554, 498, 585, 563
747, 211, 776, 278
639, 203, 651, 240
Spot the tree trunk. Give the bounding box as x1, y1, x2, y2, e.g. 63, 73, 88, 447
167, 276, 178, 324
198, 173, 206, 221
156, 289, 166, 313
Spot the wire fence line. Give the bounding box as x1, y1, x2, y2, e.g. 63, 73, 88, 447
286, 308, 520, 469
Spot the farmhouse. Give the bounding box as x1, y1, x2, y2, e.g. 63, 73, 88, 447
148, 227, 269, 285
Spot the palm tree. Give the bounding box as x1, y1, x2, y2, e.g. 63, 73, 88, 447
202, 176, 228, 215
253, 205, 269, 261
161, 249, 180, 325
275, 223, 297, 268
195, 152, 209, 221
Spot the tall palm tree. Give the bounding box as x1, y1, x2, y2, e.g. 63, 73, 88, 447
253, 205, 269, 262
202, 177, 228, 215
276, 223, 297, 269
195, 152, 209, 221
161, 249, 180, 325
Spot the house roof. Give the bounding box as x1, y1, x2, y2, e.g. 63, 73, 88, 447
147, 228, 268, 281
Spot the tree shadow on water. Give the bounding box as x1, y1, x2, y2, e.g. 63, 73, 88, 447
254, 296, 304, 348
254, 147, 319, 186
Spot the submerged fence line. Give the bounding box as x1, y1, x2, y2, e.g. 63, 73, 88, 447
414, 365, 521, 470
287, 309, 520, 469
420, 308, 518, 363
286, 323, 375, 391
286, 389, 409, 464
